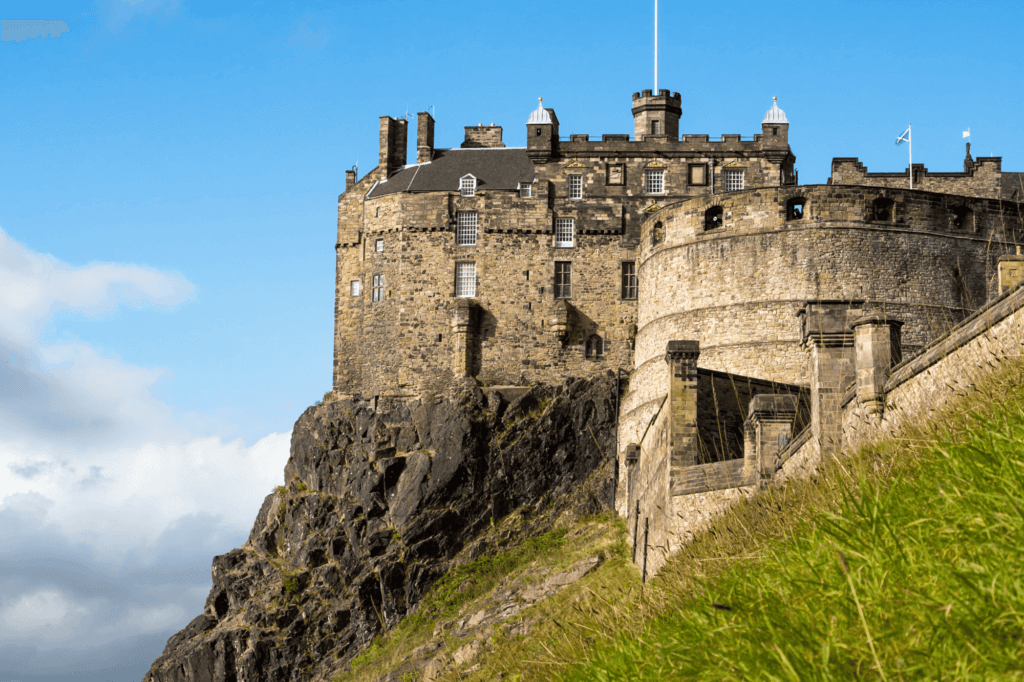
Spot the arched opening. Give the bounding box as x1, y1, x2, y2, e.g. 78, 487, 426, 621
651, 221, 664, 246
705, 206, 723, 230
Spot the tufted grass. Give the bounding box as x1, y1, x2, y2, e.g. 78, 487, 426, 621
549, 356, 1024, 681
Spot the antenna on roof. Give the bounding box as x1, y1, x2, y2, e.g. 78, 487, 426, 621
352, 161, 358, 177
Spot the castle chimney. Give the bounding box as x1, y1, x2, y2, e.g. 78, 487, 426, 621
379, 116, 408, 177
462, 124, 504, 148
417, 111, 435, 164
345, 169, 356, 191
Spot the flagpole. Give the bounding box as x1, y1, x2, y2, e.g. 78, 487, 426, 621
654, 0, 658, 92
908, 124, 913, 190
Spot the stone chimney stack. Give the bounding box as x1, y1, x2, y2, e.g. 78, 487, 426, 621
345, 169, 356, 191
462, 124, 504, 148
417, 111, 435, 163
379, 116, 408, 177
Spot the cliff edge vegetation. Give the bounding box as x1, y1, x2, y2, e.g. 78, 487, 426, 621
354, 356, 1024, 681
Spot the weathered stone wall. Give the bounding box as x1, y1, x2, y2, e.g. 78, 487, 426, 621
626, 185, 1024, 418
842, 280, 1024, 452
830, 157, 1007, 200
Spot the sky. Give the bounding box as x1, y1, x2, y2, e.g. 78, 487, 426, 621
1, 1, 1022, 681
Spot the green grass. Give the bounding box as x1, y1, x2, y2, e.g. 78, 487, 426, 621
552, 359, 1024, 681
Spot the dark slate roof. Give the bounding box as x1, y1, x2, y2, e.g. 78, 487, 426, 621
366, 148, 535, 198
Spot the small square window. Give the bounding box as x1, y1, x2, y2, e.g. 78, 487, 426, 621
688, 164, 707, 186
621, 262, 637, 299
455, 262, 476, 297
456, 212, 478, 246
644, 169, 665, 195
519, 183, 532, 198
460, 175, 476, 197
554, 218, 575, 248
725, 169, 744, 192
375, 238, 384, 252
371, 274, 385, 301
568, 175, 582, 199
554, 261, 572, 299
350, 280, 361, 296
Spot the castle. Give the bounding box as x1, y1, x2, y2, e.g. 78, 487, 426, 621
333, 89, 1024, 575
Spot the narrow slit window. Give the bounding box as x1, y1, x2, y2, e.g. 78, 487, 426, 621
456, 211, 478, 246
455, 262, 476, 297
554, 261, 572, 299
621, 261, 637, 299
554, 218, 575, 247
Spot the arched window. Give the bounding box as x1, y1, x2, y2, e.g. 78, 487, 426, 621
651, 221, 664, 247
586, 335, 604, 359
705, 206, 723, 230
872, 197, 894, 222
786, 197, 806, 221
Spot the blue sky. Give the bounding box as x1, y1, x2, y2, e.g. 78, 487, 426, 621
1, 1, 1022, 681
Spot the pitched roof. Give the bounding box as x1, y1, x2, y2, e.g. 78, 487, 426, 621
367, 148, 535, 198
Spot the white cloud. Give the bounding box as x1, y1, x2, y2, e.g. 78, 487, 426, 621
0, 227, 292, 678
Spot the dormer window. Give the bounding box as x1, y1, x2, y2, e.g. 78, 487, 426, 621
518, 182, 532, 198
460, 175, 476, 197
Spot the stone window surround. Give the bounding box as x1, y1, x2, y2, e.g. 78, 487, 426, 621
371, 273, 385, 301
350, 280, 361, 296
621, 260, 638, 300
586, 334, 605, 358
554, 217, 575, 248
688, 163, 709, 186
568, 174, 583, 199
724, 168, 745, 192
554, 261, 572, 299
375, 238, 384, 252
456, 211, 478, 246
518, 182, 532, 198
644, 169, 665, 195
455, 261, 477, 297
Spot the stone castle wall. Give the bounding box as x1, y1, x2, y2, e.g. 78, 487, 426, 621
624, 185, 1024, 424
830, 156, 1013, 200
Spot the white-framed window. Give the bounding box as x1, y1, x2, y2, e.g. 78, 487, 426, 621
371, 274, 385, 301
350, 280, 361, 296
725, 169, 744, 192
455, 262, 476, 297
375, 238, 384, 252
554, 218, 575, 247
518, 182, 532, 198
460, 175, 476, 197
456, 211, 478, 246
644, 169, 665, 195
568, 174, 582, 199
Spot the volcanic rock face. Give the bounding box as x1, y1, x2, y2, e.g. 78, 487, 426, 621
144, 375, 617, 682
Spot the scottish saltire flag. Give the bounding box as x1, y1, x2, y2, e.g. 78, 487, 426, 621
963, 128, 971, 139
896, 127, 911, 145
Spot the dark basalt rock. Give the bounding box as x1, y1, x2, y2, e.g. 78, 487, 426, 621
144, 374, 618, 682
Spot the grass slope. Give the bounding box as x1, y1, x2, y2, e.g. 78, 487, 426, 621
340, 357, 1024, 681
555, 358, 1024, 681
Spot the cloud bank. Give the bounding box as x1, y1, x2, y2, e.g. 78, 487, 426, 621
0, 227, 291, 682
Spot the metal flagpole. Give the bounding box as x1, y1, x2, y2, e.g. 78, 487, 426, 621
654, 0, 658, 92
908, 124, 913, 190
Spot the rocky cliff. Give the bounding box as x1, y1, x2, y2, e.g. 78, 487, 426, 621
143, 374, 618, 682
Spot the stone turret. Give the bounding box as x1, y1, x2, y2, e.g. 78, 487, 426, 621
526, 98, 558, 164
632, 89, 681, 142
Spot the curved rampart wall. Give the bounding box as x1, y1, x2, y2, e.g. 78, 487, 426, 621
623, 185, 1024, 417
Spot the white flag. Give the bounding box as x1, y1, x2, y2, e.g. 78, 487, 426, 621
896, 127, 910, 145
963, 128, 971, 138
